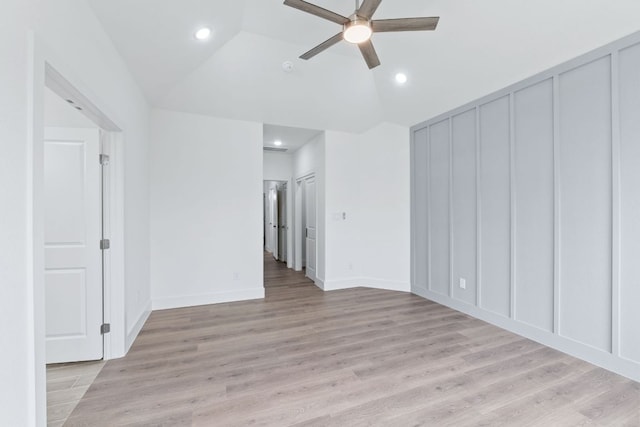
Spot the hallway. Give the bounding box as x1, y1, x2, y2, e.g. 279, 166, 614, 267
263, 251, 315, 296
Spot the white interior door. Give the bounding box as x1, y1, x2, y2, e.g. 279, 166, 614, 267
305, 177, 317, 282
44, 127, 103, 363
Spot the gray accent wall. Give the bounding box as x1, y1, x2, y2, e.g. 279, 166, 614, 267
410, 31, 640, 382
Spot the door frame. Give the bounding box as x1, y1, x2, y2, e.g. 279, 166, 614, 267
294, 173, 316, 278
278, 182, 287, 262
28, 39, 127, 425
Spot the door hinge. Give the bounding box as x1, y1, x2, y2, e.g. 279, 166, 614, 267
99, 154, 110, 165
100, 239, 110, 250
101, 323, 111, 334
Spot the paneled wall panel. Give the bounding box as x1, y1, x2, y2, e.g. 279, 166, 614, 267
412, 128, 429, 291
479, 97, 511, 317
619, 42, 640, 363
428, 120, 451, 296
452, 110, 477, 305
558, 57, 612, 352
411, 31, 640, 382
513, 79, 555, 332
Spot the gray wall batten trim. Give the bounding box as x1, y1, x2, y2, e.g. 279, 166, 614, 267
410, 129, 416, 291
611, 49, 621, 357
552, 74, 561, 336
426, 126, 432, 293
449, 116, 455, 298
508, 92, 516, 320
475, 106, 482, 308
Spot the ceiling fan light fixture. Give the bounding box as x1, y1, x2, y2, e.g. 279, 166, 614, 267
343, 19, 372, 44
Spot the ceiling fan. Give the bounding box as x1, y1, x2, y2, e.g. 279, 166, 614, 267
283, 0, 439, 69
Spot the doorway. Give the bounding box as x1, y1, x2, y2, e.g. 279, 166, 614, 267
264, 180, 288, 263
37, 63, 125, 425
295, 174, 317, 283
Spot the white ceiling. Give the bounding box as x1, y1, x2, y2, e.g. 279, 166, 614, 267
88, 0, 640, 133
264, 124, 323, 152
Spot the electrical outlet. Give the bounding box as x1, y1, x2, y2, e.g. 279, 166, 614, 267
233, 272, 240, 281
459, 278, 466, 289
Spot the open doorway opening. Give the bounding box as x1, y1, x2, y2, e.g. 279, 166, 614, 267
295, 174, 317, 282
262, 123, 322, 287
41, 64, 124, 426
264, 180, 288, 263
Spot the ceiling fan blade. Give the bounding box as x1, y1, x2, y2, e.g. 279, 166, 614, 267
300, 32, 344, 60
372, 17, 439, 32
283, 0, 349, 25
358, 40, 381, 69
357, 0, 382, 19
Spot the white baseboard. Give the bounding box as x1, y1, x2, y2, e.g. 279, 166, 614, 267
322, 277, 410, 293
152, 288, 265, 311
125, 300, 151, 353
412, 286, 640, 383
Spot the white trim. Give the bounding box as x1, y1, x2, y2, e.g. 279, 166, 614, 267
412, 287, 640, 383
101, 131, 126, 359
152, 288, 265, 311
125, 301, 151, 351
27, 30, 45, 427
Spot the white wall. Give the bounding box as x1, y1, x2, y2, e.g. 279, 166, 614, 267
411, 32, 640, 383
0, 3, 33, 424
150, 109, 264, 309
1, 1, 150, 425
263, 151, 292, 181
323, 123, 411, 292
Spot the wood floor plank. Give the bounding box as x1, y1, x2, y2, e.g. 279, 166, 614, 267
63, 252, 640, 426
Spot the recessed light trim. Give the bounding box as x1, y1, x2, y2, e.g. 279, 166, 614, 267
194, 27, 212, 40
395, 72, 408, 85
274, 140, 283, 146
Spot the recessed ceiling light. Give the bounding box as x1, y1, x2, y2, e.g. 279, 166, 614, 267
395, 73, 408, 85
274, 140, 283, 146
194, 27, 212, 40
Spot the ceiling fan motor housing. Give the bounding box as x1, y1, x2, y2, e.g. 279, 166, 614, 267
343, 16, 373, 44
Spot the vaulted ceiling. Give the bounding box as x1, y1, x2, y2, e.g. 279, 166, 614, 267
88, 0, 640, 133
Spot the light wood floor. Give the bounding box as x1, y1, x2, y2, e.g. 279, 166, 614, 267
64, 253, 640, 426
46, 360, 105, 426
